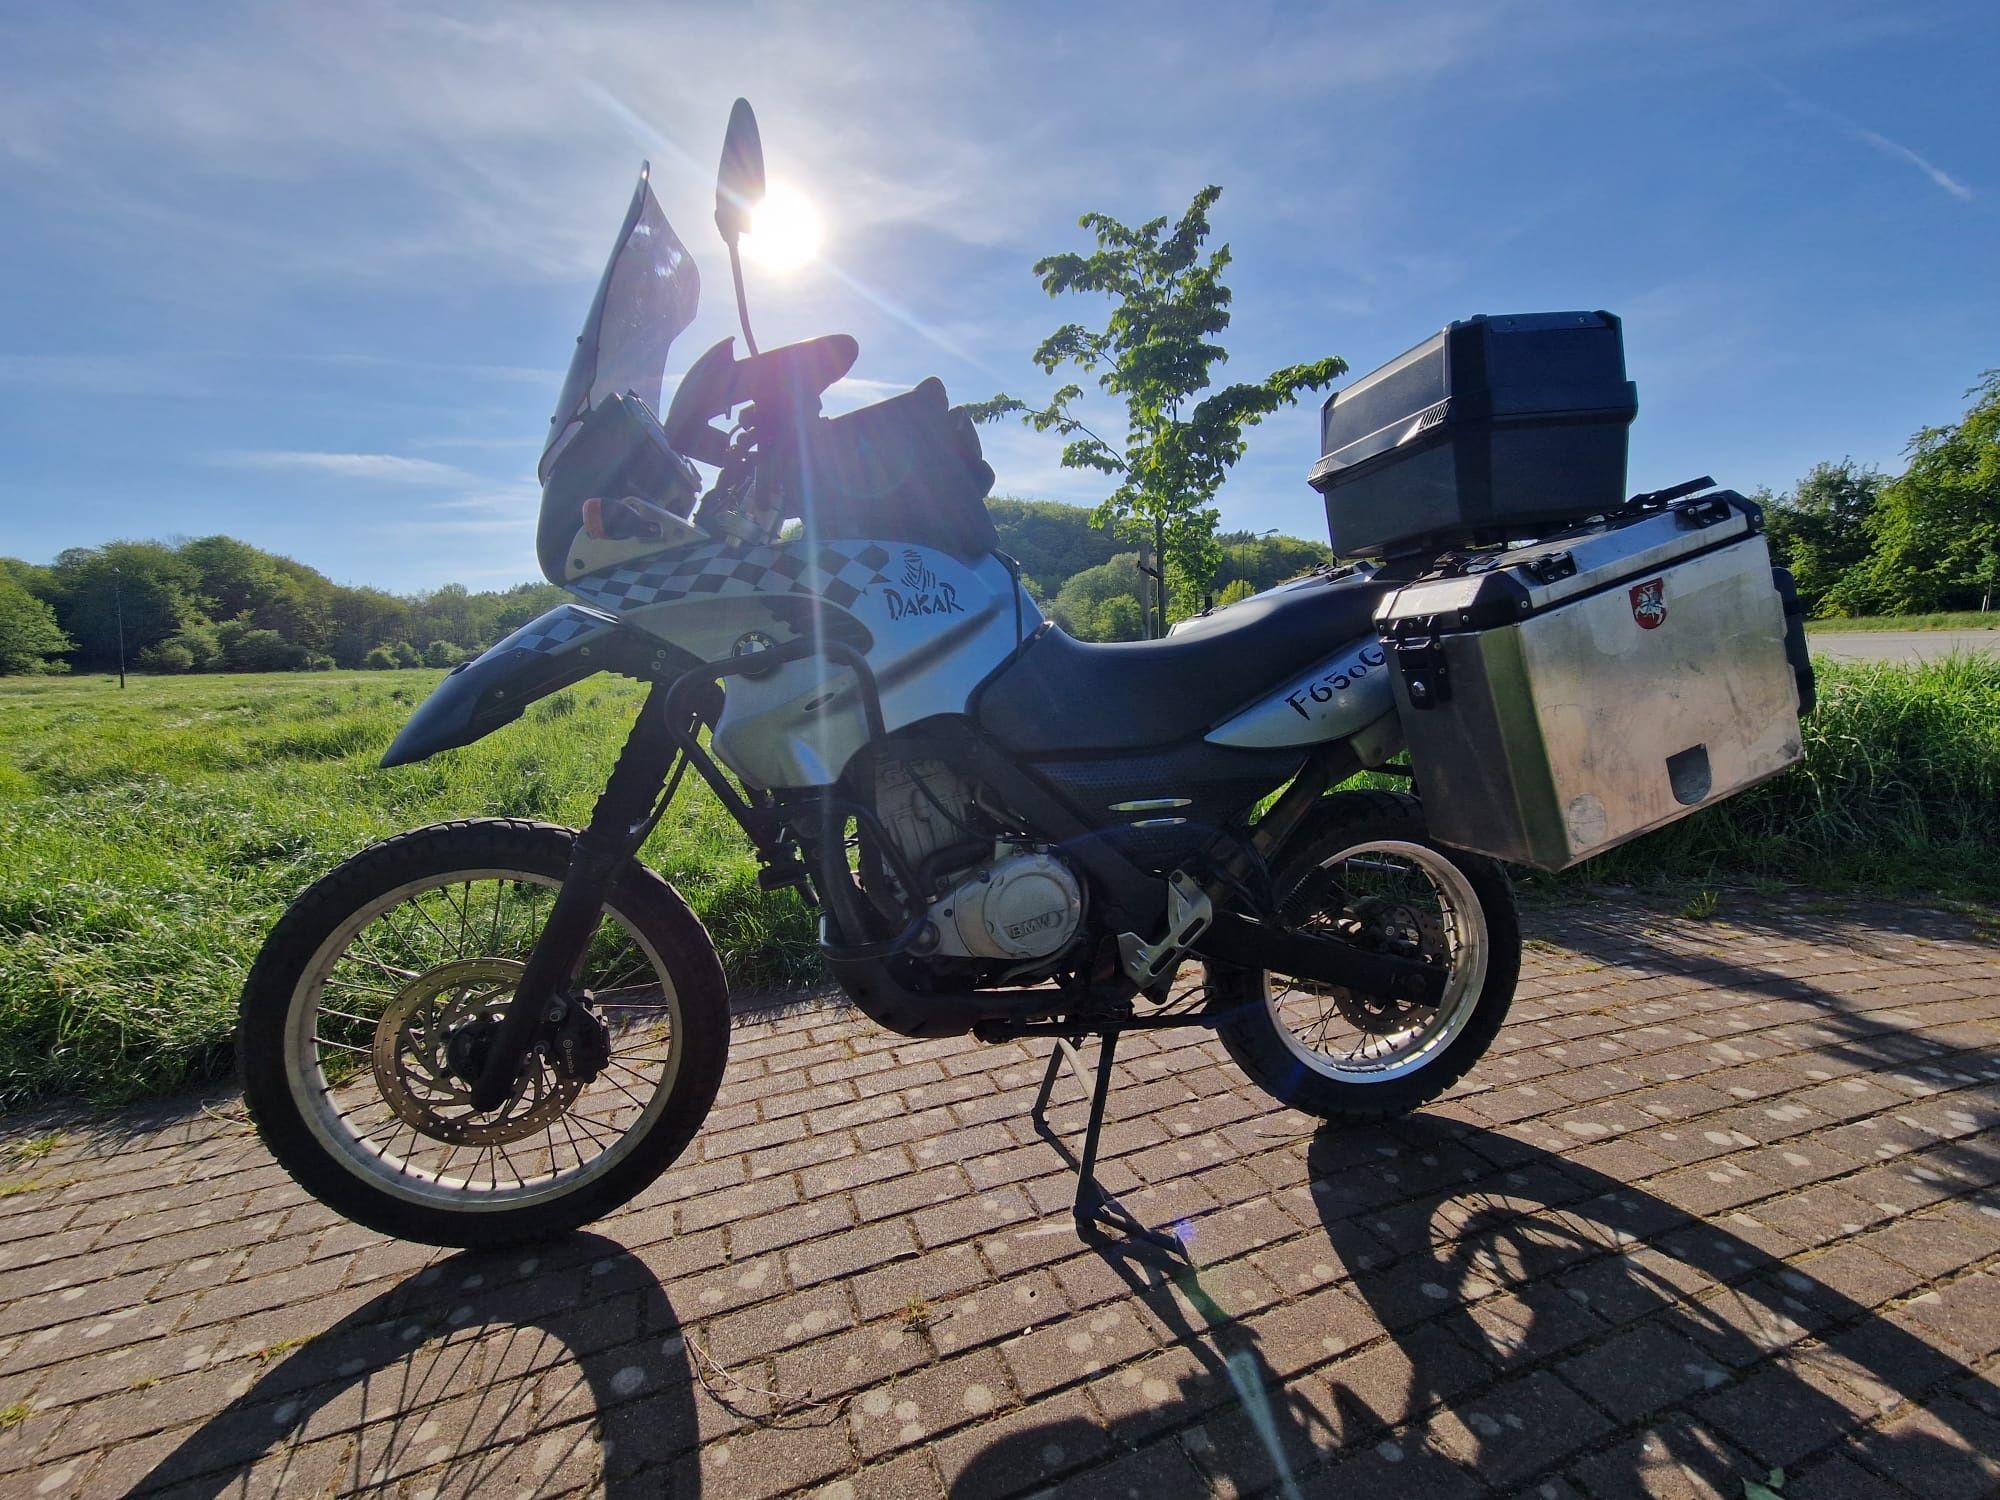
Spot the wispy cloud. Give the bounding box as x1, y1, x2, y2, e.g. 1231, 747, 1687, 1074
422, 482, 539, 514
1767, 77, 1973, 203
1853, 128, 1973, 202
219, 450, 473, 485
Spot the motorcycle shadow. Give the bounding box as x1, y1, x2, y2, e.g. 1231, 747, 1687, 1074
126, 1233, 699, 1498
951, 1117, 1994, 1497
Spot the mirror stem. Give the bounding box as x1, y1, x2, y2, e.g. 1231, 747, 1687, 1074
727, 239, 759, 357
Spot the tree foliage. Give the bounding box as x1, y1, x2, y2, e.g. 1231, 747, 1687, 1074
985, 498, 1122, 598
1864, 371, 2000, 613
971, 187, 1345, 625
0, 576, 72, 674
2, 535, 568, 674
1760, 373, 2000, 618
1001, 505, 1331, 639
1759, 461, 1884, 616
1050, 554, 1150, 641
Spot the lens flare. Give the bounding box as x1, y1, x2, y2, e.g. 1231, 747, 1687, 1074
742, 183, 824, 273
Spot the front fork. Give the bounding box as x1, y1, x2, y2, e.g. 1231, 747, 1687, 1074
468, 682, 686, 1112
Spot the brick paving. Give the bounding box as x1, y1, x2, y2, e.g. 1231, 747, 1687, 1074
1, 894, 1997, 1498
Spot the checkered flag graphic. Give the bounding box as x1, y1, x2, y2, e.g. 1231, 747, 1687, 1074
495, 607, 615, 658
569, 542, 894, 615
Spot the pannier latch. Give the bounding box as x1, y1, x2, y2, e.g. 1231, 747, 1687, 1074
1390, 632, 1451, 710
1672, 496, 1735, 530
1520, 550, 1576, 585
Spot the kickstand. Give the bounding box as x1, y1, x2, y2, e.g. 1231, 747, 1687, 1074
1030, 1031, 1181, 1251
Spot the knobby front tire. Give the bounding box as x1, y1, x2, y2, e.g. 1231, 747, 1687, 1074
237, 818, 730, 1247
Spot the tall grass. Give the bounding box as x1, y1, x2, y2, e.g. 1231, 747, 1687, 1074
3, 654, 1996, 1107
0, 672, 815, 1107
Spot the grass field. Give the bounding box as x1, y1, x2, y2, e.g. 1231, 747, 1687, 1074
1807, 611, 1998, 632
4, 653, 1998, 1107
0, 671, 815, 1107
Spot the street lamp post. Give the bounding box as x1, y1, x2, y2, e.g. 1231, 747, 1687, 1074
112, 565, 127, 690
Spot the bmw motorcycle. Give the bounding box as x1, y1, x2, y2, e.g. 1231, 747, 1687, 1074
239, 101, 1801, 1247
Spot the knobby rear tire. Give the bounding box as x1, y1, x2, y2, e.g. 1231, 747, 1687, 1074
237, 818, 730, 1247
1208, 790, 1520, 1123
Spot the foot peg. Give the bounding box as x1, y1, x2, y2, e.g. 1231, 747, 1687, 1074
1117, 871, 1213, 988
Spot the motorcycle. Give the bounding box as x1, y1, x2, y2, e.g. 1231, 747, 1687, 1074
237, 101, 1810, 1247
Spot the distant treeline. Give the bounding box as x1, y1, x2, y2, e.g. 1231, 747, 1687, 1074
0, 499, 1337, 675
0, 537, 570, 676
1761, 370, 1999, 618
987, 498, 1333, 640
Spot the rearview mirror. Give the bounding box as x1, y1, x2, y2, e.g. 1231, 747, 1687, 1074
714, 97, 765, 243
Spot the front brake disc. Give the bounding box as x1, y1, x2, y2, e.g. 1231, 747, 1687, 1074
371, 957, 582, 1146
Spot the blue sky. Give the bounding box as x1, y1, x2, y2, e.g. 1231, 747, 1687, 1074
2, 1, 1994, 593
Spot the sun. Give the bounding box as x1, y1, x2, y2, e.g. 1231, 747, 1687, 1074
741, 182, 824, 273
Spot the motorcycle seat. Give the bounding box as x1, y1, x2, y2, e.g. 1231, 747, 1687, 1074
974, 568, 1393, 755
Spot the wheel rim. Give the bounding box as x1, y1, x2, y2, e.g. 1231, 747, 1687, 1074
1260, 837, 1488, 1085
283, 867, 685, 1212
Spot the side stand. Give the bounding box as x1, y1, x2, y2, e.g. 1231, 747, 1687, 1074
1029, 1030, 1180, 1251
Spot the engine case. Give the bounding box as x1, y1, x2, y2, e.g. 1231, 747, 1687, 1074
928, 848, 1083, 962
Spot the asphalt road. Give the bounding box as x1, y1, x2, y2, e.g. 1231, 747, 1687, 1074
1808, 628, 2000, 663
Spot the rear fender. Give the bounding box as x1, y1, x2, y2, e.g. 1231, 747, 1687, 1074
380, 605, 665, 767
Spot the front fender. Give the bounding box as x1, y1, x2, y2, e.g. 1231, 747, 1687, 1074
381, 605, 644, 767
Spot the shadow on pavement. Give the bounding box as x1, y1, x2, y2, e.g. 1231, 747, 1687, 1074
952, 1117, 1996, 1497
127, 1234, 698, 1498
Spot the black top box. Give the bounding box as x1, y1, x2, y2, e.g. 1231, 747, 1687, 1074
1308, 311, 1638, 560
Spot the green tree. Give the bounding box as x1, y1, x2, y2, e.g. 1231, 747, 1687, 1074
364, 645, 398, 670
0, 557, 56, 600
47, 542, 204, 671
1215, 577, 1257, 609
180, 535, 279, 620
971, 187, 1345, 635
330, 586, 415, 668
256, 565, 337, 654
0, 576, 72, 674
167, 621, 223, 671
1759, 461, 1884, 617
1861, 372, 2000, 613
986, 498, 1122, 597
1213, 532, 1331, 594
135, 639, 196, 674
214, 619, 309, 672
1050, 554, 1148, 641
1091, 593, 1145, 641
423, 639, 464, 668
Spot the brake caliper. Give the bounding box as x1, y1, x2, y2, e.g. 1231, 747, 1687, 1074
553, 993, 613, 1084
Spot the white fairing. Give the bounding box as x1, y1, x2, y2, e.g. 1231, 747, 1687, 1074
1205, 634, 1395, 750
566, 539, 1037, 788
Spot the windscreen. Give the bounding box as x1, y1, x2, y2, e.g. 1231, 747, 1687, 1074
539, 165, 700, 483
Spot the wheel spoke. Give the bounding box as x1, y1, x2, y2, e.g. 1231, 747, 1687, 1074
289, 860, 683, 1214
1261, 837, 1489, 1086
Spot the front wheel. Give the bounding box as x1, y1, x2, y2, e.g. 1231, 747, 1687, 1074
1208, 790, 1519, 1122
237, 818, 730, 1246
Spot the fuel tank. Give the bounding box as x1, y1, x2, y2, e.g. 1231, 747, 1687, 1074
566, 538, 1038, 788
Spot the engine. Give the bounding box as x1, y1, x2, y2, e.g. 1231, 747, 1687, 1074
873, 758, 1084, 964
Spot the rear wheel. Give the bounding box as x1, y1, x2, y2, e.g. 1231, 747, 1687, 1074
1209, 791, 1518, 1121
237, 819, 730, 1246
